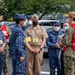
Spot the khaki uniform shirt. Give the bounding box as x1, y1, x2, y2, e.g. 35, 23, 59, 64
25, 25, 48, 46
62, 27, 75, 57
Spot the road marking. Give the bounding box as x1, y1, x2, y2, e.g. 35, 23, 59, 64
41, 71, 50, 74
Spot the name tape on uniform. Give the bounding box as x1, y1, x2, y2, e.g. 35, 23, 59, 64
25, 37, 39, 43
25, 37, 31, 42
33, 38, 38, 42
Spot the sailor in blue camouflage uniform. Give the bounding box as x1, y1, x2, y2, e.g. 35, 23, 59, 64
24, 15, 32, 31
46, 22, 65, 75
0, 22, 6, 75
9, 14, 26, 75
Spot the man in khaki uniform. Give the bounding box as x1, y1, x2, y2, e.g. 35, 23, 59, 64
25, 14, 48, 75
61, 11, 75, 75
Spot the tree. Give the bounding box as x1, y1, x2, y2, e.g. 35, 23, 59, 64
0, 0, 8, 17
1, 0, 74, 20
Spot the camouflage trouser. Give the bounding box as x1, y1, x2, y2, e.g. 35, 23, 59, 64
3, 49, 9, 73
64, 56, 75, 75
0, 53, 4, 75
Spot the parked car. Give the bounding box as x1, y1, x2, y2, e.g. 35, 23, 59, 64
7, 22, 16, 30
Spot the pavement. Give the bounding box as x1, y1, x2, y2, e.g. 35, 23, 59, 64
2, 55, 50, 75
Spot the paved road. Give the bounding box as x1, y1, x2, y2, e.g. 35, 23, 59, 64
2, 55, 50, 75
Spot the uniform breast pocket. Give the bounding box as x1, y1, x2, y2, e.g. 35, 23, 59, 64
28, 31, 32, 36
37, 32, 43, 38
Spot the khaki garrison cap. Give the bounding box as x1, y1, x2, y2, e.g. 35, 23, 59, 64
32, 14, 39, 21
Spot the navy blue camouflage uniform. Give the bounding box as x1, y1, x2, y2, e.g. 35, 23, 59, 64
9, 24, 26, 75
24, 15, 32, 31
0, 30, 6, 75
46, 29, 64, 75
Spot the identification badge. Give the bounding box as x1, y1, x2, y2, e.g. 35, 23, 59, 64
25, 37, 31, 42
0, 40, 3, 44
33, 38, 38, 42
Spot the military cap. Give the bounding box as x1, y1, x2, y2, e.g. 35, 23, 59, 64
32, 14, 39, 21
14, 14, 25, 20
53, 21, 61, 26
27, 15, 32, 19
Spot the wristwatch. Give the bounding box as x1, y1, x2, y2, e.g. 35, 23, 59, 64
40, 48, 43, 51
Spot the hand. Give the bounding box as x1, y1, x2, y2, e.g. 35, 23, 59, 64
30, 49, 37, 54
58, 42, 63, 47
35, 49, 41, 54
0, 47, 4, 53
20, 57, 24, 62
6, 39, 9, 43
58, 35, 63, 40
55, 43, 59, 48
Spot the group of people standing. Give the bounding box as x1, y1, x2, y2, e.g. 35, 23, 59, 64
0, 11, 75, 75
0, 14, 48, 75
46, 11, 75, 75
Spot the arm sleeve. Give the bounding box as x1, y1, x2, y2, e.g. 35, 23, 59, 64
46, 36, 55, 49
61, 27, 74, 46
2, 33, 6, 43
25, 29, 28, 37
41, 27, 48, 39
61, 38, 66, 46
15, 31, 26, 58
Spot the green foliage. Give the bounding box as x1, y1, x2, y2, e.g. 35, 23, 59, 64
0, 0, 74, 20
7, 17, 14, 22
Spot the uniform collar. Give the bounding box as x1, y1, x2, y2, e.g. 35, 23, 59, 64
16, 24, 22, 29
30, 25, 40, 29
52, 29, 60, 35
15, 24, 25, 34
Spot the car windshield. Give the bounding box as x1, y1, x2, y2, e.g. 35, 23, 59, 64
39, 22, 53, 26
7, 22, 16, 30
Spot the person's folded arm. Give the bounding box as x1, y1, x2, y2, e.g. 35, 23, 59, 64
46, 37, 55, 48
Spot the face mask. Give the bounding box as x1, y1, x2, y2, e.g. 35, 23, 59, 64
33, 21, 38, 26
54, 27, 60, 31
28, 20, 32, 25
66, 18, 70, 24
63, 26, 69, 31
22, 21, 26, 27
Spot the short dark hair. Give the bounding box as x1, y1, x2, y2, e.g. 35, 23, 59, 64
14, 19, 24, 24
14, 19, 20, 24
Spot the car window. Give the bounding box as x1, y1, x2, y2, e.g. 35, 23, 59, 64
39, 22, 54, 26
7, 23, 16, 30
